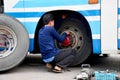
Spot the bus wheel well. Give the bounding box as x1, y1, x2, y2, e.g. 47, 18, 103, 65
32, 10, 92, 53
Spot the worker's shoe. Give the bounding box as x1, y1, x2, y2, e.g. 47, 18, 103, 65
46, 63, 53, 69
46, 63, 53, 71
52, 66, 64, 73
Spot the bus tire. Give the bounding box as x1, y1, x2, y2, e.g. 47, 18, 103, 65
57, 18, 92, 66
0, 14, 29, 72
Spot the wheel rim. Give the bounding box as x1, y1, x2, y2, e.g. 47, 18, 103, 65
0, 25, 17, 58
57, 25, 84, 52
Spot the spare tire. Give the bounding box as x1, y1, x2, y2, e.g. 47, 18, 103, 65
57, 18, 92, 66
0, 14, 29, 72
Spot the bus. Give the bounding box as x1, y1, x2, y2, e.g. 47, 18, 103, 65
0, 0, 119, 72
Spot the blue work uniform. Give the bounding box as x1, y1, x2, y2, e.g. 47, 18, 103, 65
38, 26, 67, 63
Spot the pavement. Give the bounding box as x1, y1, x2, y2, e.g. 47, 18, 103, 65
0, 53, 120, 80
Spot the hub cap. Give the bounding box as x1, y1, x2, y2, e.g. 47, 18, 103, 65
0, 25, 17, 58
57, 26, 83, 51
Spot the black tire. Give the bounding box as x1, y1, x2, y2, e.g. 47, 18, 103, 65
0, 14, 29, 71
57, 18, 92, 66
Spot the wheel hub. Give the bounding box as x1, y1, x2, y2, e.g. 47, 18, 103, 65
60, 30, 78, 48
61, 35, 71, 47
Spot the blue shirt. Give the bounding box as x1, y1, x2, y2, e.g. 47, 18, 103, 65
38, 26, 67, 62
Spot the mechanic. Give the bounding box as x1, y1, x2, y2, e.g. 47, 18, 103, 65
38, 13, 77, 73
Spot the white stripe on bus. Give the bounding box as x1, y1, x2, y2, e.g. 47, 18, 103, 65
5, 4, 100, 12
17, 16, 100, 22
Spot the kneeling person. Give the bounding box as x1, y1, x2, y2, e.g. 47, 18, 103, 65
38, 13, 76, 73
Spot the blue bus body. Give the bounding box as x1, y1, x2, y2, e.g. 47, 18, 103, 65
5, 0, 102, 54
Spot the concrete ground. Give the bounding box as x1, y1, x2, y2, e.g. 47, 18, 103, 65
0, 53, 120, 80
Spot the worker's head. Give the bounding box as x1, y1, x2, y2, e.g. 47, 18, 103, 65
42, 13, 54, 26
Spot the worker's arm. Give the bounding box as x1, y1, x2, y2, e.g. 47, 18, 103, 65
51, 27, 67, 42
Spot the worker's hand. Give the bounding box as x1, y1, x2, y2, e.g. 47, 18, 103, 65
65, 31, 70, 35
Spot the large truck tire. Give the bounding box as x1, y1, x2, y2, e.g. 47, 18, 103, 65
0, 14, 29, 72
57, 18, 92, 66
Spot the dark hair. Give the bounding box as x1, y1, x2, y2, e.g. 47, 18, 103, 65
42, 13, 54, 25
